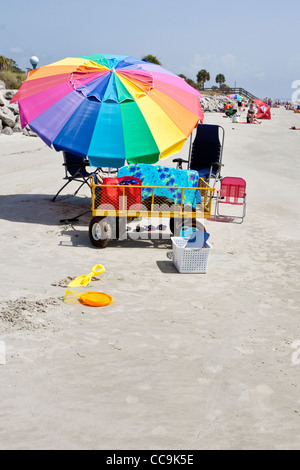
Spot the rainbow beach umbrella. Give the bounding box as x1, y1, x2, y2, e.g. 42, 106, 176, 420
228, 94, 243, 100
11, 54, 204, 168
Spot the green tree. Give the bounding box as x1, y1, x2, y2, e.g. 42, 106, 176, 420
220, 83, 230, 91
215, 73, 225, 88
0, 55, 26, 88
185, 78, 198, 89
141, 54, 162, 66
197, 69, 210, 89
10, 59, 24, 73
0, 55, 13, 70
0, 56, 24, 72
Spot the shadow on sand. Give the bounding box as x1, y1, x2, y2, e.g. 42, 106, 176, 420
59, 227, 173, 250
0, 193, 91, 226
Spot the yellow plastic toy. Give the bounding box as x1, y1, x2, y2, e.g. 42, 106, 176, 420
61, 289, 114, 307
80, 292, 113, 307
68, 264, 105, 287
60, 289, 86, 304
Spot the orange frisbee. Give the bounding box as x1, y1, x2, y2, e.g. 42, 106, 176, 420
79, 292, 113, 307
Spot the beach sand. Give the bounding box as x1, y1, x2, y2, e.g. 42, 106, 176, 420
0, 107, 299, 450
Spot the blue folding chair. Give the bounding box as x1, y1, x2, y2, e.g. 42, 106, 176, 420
52, 151, 99, 201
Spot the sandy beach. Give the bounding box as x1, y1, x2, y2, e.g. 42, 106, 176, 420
0, 106, 299, 450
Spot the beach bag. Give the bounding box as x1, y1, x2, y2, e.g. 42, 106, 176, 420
100, 176, 142, 210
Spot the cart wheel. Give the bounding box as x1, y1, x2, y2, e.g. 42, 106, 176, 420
170, 218, 206, 236
89, 216, 112, 248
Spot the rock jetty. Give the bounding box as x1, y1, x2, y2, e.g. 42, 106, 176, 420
0, 85, 37, 137
200, 94, 235, 113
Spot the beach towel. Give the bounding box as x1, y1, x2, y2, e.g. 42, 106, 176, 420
238, 121, 261, 125
118, 164, 200, 208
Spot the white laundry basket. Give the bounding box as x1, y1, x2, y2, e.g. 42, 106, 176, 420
171, 237, 212, 273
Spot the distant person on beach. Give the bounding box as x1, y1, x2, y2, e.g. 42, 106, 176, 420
247, 102, 261, 124
224, 102, 237, 118
225, 107, 237, 118
247, 102, 255, 123
290, 126, 300, 130
224, 102, 233, 110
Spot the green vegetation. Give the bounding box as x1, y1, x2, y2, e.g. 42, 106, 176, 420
178, 64, 228, 95
0, 55, 13, 70
215, 73, 226, 88
201, 88, 227, 96
141, 54, 162, 66
0, 70, 27, 89
197, 69, 210, 89
0, 55, 26, 89
220, 83, 231, 92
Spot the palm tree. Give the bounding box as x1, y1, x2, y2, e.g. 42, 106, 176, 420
141, 54, 162, 66
0, 55, 12, 70
215, 73, 226, 88
197, 69, 210, 89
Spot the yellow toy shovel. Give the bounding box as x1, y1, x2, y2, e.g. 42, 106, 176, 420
68, 264, 105, 287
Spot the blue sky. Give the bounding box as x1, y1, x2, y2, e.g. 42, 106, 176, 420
1, 0, 299, 99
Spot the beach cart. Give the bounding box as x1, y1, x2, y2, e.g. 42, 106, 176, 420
88, 176, 214, 248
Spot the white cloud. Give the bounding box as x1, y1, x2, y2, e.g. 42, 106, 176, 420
10, 47, 23, 53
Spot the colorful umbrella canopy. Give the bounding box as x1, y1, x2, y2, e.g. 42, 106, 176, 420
11, 54, 204, 168
228, 94, 243, 100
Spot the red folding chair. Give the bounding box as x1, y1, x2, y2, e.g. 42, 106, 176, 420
214, 177, 247, 223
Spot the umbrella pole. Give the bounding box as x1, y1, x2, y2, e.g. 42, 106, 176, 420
188, 130, 193, 164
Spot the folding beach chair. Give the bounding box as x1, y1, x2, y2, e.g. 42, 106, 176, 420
214, 176, 247, 223
52, 151, 99, 201
173, 123, 225, 187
